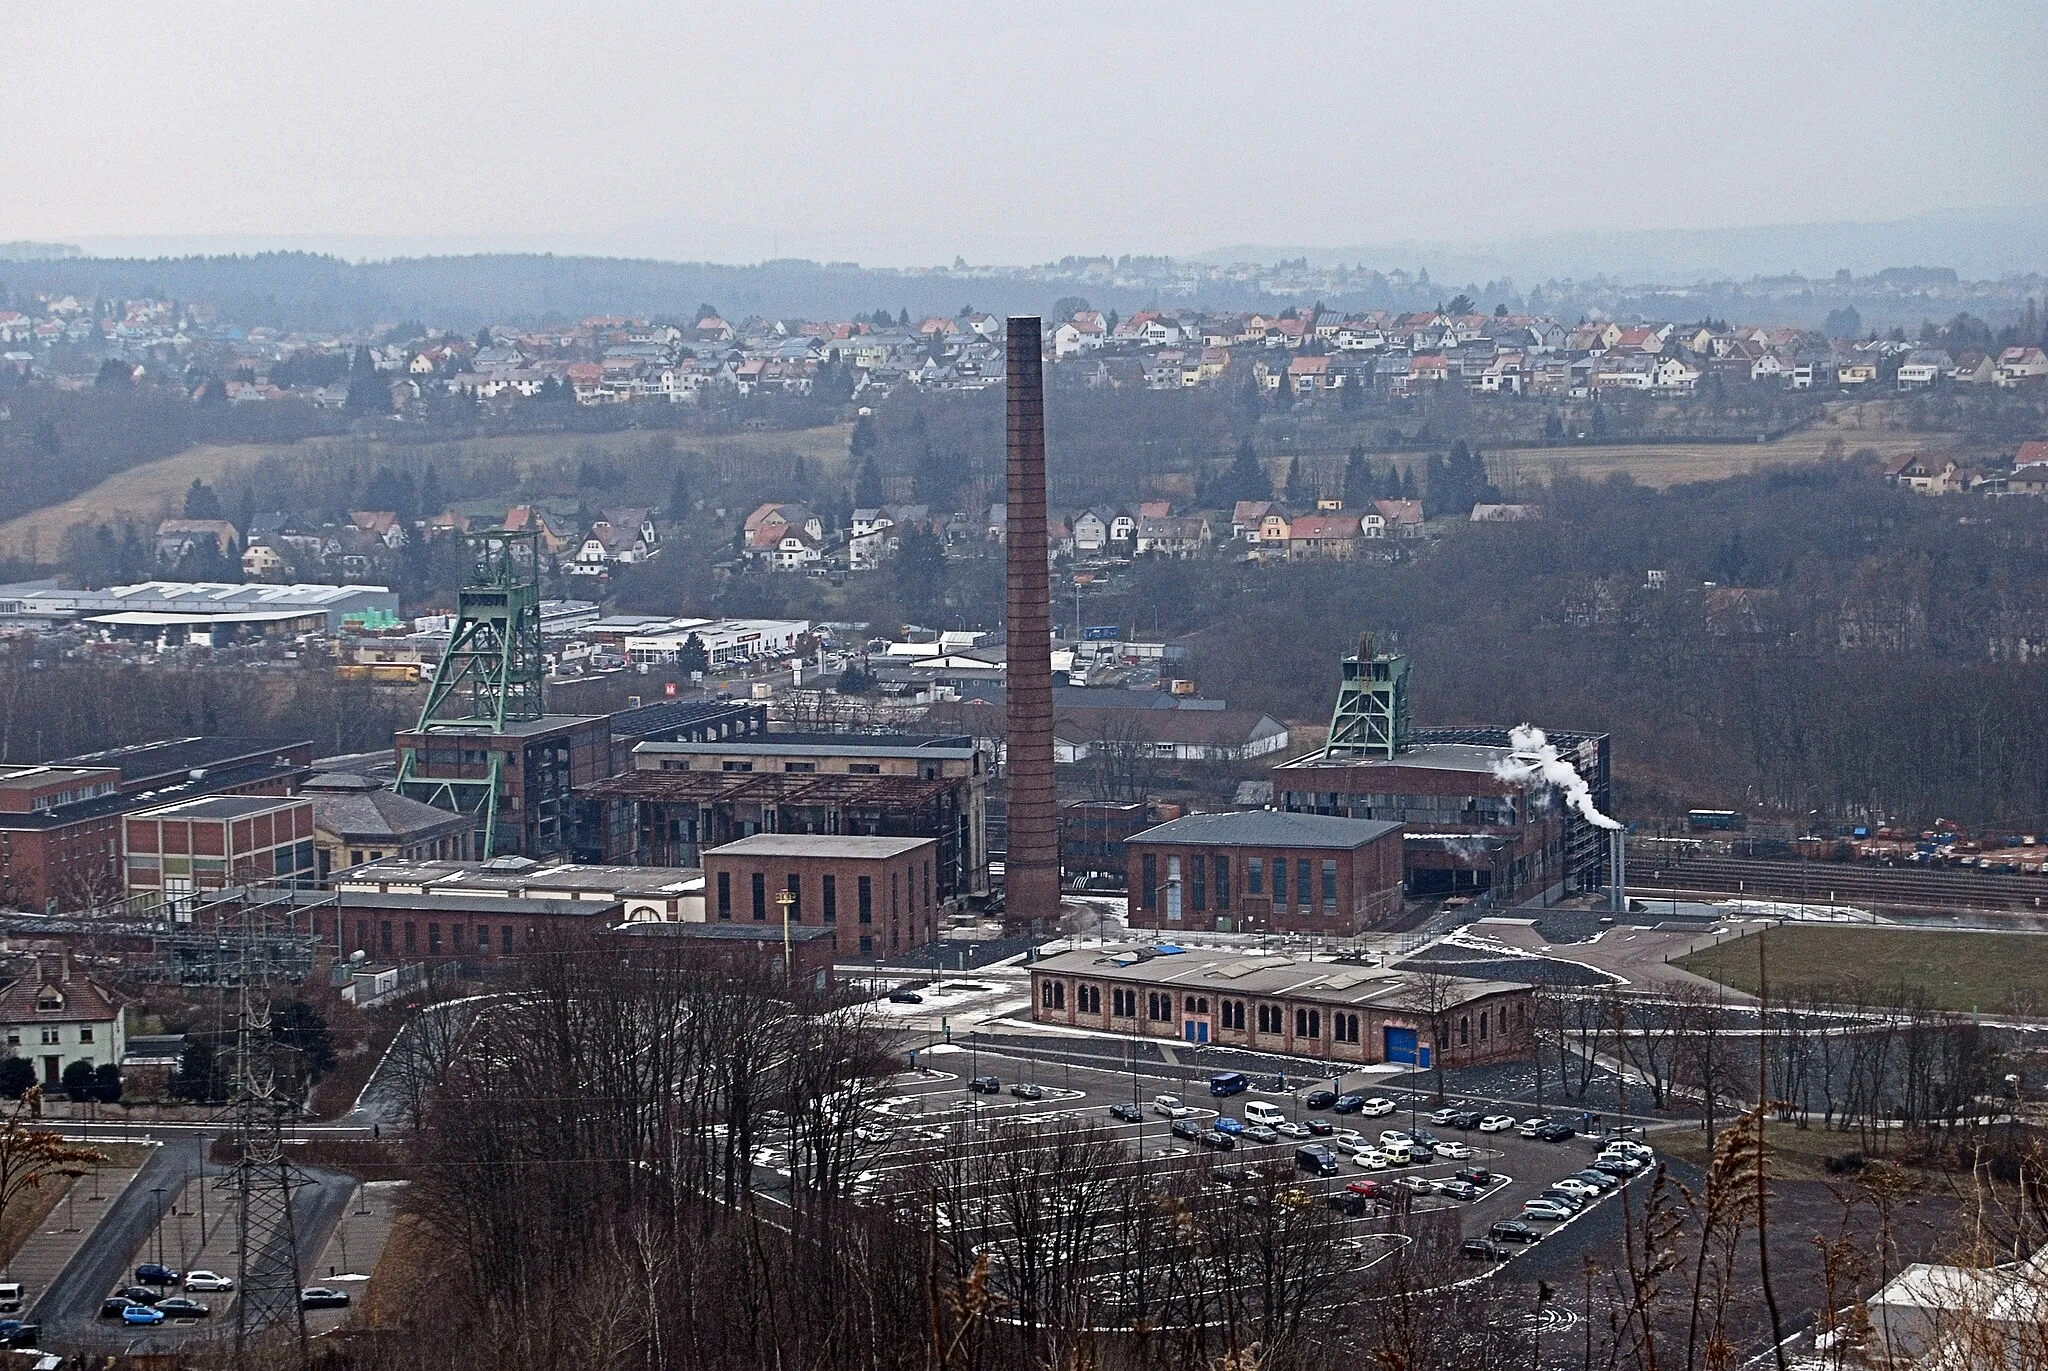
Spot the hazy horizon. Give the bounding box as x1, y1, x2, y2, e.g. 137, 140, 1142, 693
10, 5, 2044, 272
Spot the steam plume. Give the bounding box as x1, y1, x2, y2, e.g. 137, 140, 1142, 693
1493, 723, 1620, 830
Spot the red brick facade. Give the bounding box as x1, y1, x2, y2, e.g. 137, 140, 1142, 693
703, 834, 941, 957
1124, 814, 1405, 936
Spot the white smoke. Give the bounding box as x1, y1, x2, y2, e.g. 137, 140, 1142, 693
1493, 723, 1621, 830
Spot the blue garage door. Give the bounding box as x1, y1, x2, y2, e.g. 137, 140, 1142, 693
1383, 1026, 1419, 1065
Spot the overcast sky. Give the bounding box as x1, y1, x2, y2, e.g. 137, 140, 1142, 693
10, 3, 2045, 266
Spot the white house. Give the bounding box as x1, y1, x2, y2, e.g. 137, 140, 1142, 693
0, 956, 125, 1087
1896, 349, 1954, 389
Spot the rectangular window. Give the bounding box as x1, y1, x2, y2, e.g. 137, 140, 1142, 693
717, 871, 731, 919
380, 921, 393, 952
858, 875, 873, 924
1298, 859, 1312, 909
1214, 855, 1230, 909
1322, 859, 1337, 910
1247, 857, 1263, 895
404, 923, 416, 953
751, 871, 766, 921
478, 925, 490, 952
78, 1025, 93, 1043
891, 871, 899, 916
501, 925, 513, 953
923, 860, 931, 908
822, 874, 837, 924
848, 763, 881, 774
785, 873, 801, 922
1141, 853, 1157, 908
40, 1027, 58, 1046
1273, 855, 1287, 905
1190, 857, 1205, 911
428, 923, 442, 953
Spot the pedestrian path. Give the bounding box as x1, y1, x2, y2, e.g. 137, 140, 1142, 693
6, 1159, 144, 1312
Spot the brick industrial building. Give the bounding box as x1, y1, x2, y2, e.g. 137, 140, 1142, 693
1124, 810, 1405, 935
1028, 944, 1533, 1065
123, 795, 318, 908
1272, 640, 1611, 902
582, 733, 986, 897
0, 736, 312, 913
702, 833, 941, 957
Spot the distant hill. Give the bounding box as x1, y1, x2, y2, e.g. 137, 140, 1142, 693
1204, 206, 2048, 283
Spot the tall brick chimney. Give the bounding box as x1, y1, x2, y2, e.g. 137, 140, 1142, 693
1003, 318, 1060, 929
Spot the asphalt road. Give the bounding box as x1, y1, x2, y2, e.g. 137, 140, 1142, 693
28, 1133, 357, 1355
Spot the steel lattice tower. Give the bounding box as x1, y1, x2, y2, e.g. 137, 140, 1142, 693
395, 529, 546, 855
1323, 632, 1411, 759
166, 887, 326, 1368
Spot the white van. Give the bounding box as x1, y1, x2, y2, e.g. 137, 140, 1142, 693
1242, 1101, 1287, 1128
1379, 1139, 1413, 1165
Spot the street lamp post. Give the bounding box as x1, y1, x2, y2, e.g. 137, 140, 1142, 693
150, 1185, 166, 1266
775, 886, 796, 979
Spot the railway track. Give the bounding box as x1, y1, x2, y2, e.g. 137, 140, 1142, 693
1627, 849, 2048, 916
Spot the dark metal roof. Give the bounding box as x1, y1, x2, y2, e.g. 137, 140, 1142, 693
59, 736, 309, 786
582, 770, 959, 808
1129, 811, 1403, 850
609, 921, 835, 943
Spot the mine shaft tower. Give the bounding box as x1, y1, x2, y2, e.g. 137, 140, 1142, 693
395, 529, 545, 856
1323, 632, 1410, 760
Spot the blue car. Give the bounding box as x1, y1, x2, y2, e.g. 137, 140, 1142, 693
121, 1305, 165, 1326
1212, 1115, 1245, 1135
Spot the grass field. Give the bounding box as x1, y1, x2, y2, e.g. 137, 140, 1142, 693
1676, 925, 2048, 1014
0, 422, 853, 560
0, 1141, 149, 1265
1487, 426, 1945, 490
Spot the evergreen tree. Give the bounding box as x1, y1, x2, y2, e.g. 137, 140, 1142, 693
344, 346, 391, 414
676, 634, 710, 677
855, 455, 885, 508
1343, 444, 1369, 506
892, 525, 947, 619
474, 327, 493, 350
94, 357, 134, 387
0, 1057, 32, 1100
849, 412, 878, 459
1397, 465, 1418, 501
183, 478, 224, 520
1209, 439, 1271, 507
1283, 456, 1312, 506
30, 416, 58, 457
912, 443, 960, 509
667, 466, 690, 526
419, 463, 445, 520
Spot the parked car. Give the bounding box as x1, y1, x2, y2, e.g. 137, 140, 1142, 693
1359, 1097, 1396, 1117
1243, 1124, 1281, 1145
1345, 1179, 1384, 1199
1153, 1094, 1190, 1118
100, 1298, 135, 1320
1434, 1140, 1474, 1160
1352, 1149, 1390, 1170
1330, 1094, 1365, 1115
1397, 1176, 1437, 1196
1572, 1170, 1620, 1192
1378, 1130, 1412, 1148
1520, 1199, 1573, 1222
1325, 1190, 1373, 1217
0, 1319, 40, 1347
0, 1282, 22, 1315
300, 1288, 351, 1310
1242, 1101, 1287, 1128
1108, 1102, 1142, 1123
121, 1305, 165, 1326
1213, 1115, 1245, 1135
1009, 1082, 1044, 1101
135, 1264, 181, 1286
1304, 1090, 1338, 1111
1537, 1189, 1586, 1213
968, 1076, 1001, 1094
886, 989, 924, 1004
183, 1271, 234, 1293
1295, 1145, 1340, 1176
1428, 1107, 1462, 1127
1437, 1179, 1481, 1201
1197, 1129, 1237, 1152
1463, 1237, 1509, 1260
1536, 1122, 1577, 1142
1215, 1164, 1262, 1186
1170, 1119, 1203, 1143
1516, 1118, 1549, 1138
1452, 1110, 1485, 1130
1209, 1071, 1250, 1097
1303, 1117, 1335, 1136
1552, 1178, 1601, 1200
1593, 1156, 1642, 1177
117, 1287, 162, 1306
1477, 1115, 1517, 1133
1490, 1219, 1542, 1244
1273, 1121, 1310, 1140
1452, 1166, 1494, 1186
155, 1298, 211, 1319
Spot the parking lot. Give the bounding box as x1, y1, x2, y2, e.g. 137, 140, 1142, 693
749, 1037, 1657, 1274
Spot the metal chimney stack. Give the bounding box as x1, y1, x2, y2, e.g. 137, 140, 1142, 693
1003, 318, 1060, 929
1609, 827, 1627, 913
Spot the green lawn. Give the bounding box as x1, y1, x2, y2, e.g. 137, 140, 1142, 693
1677, 925, 2048, 1015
